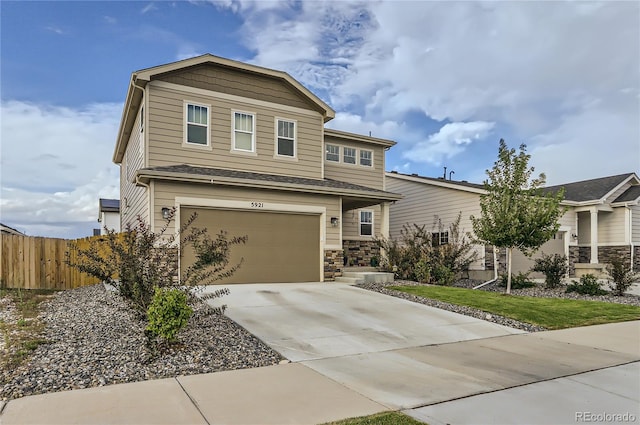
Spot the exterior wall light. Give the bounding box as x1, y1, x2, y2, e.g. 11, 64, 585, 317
330, 217, 340, 227
161, 207, 171, 220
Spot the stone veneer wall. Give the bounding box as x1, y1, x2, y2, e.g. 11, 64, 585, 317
568, 246, 579, 277
484, 245, 508, 275
578, 246, 591, 264
323, 249, 343, 281
598, 246, 632, 267
634, 247, 640, 272
343, 240, 380, 267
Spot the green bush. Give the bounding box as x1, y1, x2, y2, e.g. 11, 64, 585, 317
607, 255, 639, 296
499, 272, 536, 289
566, 274, 607, 296
532, 253, 568, 289
414, 260, 431, 283
432, 264, 455, 286
146, 288, 193, 342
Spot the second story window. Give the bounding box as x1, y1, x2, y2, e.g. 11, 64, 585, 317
326, 144, 339, 162
233, 112, 255, 152
359, 210, 373, 236
360, 149, 373, 167
277, 119, 295, 157
186, 103, 209, 146
344, 147, 356, 164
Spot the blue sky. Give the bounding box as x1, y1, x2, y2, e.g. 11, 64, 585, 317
1, 0, 639, 238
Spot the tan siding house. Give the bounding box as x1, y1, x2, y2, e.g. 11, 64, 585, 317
386, 171, 640, 278
114, 55, 401, 284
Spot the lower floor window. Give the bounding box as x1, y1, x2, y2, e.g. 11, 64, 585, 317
360, 210, 373, 236
432, 231, 449, 246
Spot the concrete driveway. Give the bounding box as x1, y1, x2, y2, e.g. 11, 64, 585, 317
204, 282, 523, 362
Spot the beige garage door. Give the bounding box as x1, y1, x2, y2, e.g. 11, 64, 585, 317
180, 207, 320, 284
511, 232, 565, 277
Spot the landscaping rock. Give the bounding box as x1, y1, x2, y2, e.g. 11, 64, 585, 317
0, 284, 283, 401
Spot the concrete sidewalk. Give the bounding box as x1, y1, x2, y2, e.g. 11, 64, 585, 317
1, 321, 638, 425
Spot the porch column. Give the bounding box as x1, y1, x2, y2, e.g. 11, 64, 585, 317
380, 202, 390, 239
590, 207, 599, 263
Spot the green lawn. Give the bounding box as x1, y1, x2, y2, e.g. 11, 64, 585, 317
321, 411, 425, 425
390, 285, 640, 330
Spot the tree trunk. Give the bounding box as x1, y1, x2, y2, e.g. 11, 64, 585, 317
506, 247, 512, 294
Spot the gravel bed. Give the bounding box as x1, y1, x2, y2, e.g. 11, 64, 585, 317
1, 284, 283, 401
357, 279, 640, 333
0, 296, 19, 353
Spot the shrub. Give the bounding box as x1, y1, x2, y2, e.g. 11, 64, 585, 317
607, 255, 639, 296
499, 272, 536, 290
67, 209, 247, 314
146, 288, 193, 342
532, 253, 568, 289
566, 274, 607, 296
376, 223, 431, 281
432, 265, 455, 286
414, 260, 431, 283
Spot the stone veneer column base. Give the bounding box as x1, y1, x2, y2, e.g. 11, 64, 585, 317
343, 240, 381, 267
323, 249, 343, 281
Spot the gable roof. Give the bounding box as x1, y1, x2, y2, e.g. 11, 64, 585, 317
544, 173, 639, 203
614, 185, 640, 204
0, 223, 25, 236
114, 54, 336, 164
386, 171, 486, 194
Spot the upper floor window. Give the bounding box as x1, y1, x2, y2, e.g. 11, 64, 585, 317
276, 119, 296, 157
359, 210, 373, 236
360, 149, 373, 167
344, 147, 356, 164
326, 144, 340, 162
186, 103, 209, 146
233, 111, 255, 152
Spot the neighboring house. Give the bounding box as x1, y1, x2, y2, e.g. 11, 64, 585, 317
0, 223, 25, 236
97, 198, 121, 235
386, 171, 640, 278
114, 54, 401, 284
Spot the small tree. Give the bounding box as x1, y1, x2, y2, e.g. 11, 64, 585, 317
532, 253, 569, 289
471, 139, 565, 294
607, 255, 639, 296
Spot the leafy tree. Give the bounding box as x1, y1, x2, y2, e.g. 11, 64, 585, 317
471, 139, 565, 294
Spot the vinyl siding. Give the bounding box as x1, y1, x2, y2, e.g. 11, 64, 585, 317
342, 206, 382, 240
577, 211, 591, 245
153, 181, 341, 247
153, 64, 321, 112
323, 137, 385, 190
633, 205, 640, 244
386, 176, 484, 269
598, 208, 627, 244
146, 83, 324, 179
120, 106, 148, 229
604, 182, 631, 203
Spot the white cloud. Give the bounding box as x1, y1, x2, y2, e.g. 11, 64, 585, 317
141, 3, 158, 14
0, 101, 121, 238
220, 1, 639, 181
403, 121, 495, 166
325, 112, 403, 141
45, 25, 65, 35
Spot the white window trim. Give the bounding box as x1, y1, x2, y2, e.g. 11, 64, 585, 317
326, 143, 340, 162
359, 149, 374, 167
343, 146, 357, 165
231, 110, 256, 154
274, 117, 298, 160
183, 101, 211, 150
359, 209, 374, 237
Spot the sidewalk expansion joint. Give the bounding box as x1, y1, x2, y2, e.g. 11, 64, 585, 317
175, 377, 210, 425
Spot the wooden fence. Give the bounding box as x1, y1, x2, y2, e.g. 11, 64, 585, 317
0, 234, 109, 290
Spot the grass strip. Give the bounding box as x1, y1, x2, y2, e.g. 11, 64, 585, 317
390, 285, 640, 329
321, 411, 425, 425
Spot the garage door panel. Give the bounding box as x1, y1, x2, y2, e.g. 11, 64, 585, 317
181, 207, 320, 284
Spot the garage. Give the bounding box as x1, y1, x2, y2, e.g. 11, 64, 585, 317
511, 232, 566, 277
180, 207, 321, 284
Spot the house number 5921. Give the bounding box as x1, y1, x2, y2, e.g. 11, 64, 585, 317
251, 202, 264, 208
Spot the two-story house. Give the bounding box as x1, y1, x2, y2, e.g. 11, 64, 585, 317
113, 54, 401, 284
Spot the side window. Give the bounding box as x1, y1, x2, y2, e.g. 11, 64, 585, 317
326, 144, 340, 162
343, 147, 356, 164
233, 111, 255, 152
185, 103, 209, 146
360, 149, 373, 167
432, 231, 449, 246
359, 210, 373, 236
276, 119, 296, 157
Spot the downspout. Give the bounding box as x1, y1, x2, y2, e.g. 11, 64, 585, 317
473, 245, 499, 289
